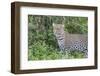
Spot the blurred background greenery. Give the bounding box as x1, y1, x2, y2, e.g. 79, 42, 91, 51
28, 15, 88, 60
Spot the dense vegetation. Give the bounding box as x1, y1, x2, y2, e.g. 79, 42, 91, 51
28, 15, 88, 60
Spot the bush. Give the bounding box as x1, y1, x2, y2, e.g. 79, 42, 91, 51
28, 41, 85, 60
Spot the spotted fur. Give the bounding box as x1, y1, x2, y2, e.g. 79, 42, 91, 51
53, 23, 88, 57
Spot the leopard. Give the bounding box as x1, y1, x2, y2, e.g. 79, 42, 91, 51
53, 23, 88, 57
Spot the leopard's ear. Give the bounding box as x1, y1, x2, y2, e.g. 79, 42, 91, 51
52, 23, 55, 27
62, 24, 64, 27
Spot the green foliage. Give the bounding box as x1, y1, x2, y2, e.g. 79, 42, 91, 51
64, 16, 88, 34
28, 15, 87, 60
28, 41, 85, 60
28, 41, 61, 60
68, 50, 85, 59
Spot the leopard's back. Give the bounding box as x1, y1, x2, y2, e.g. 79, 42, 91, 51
65, 34, 88, 52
